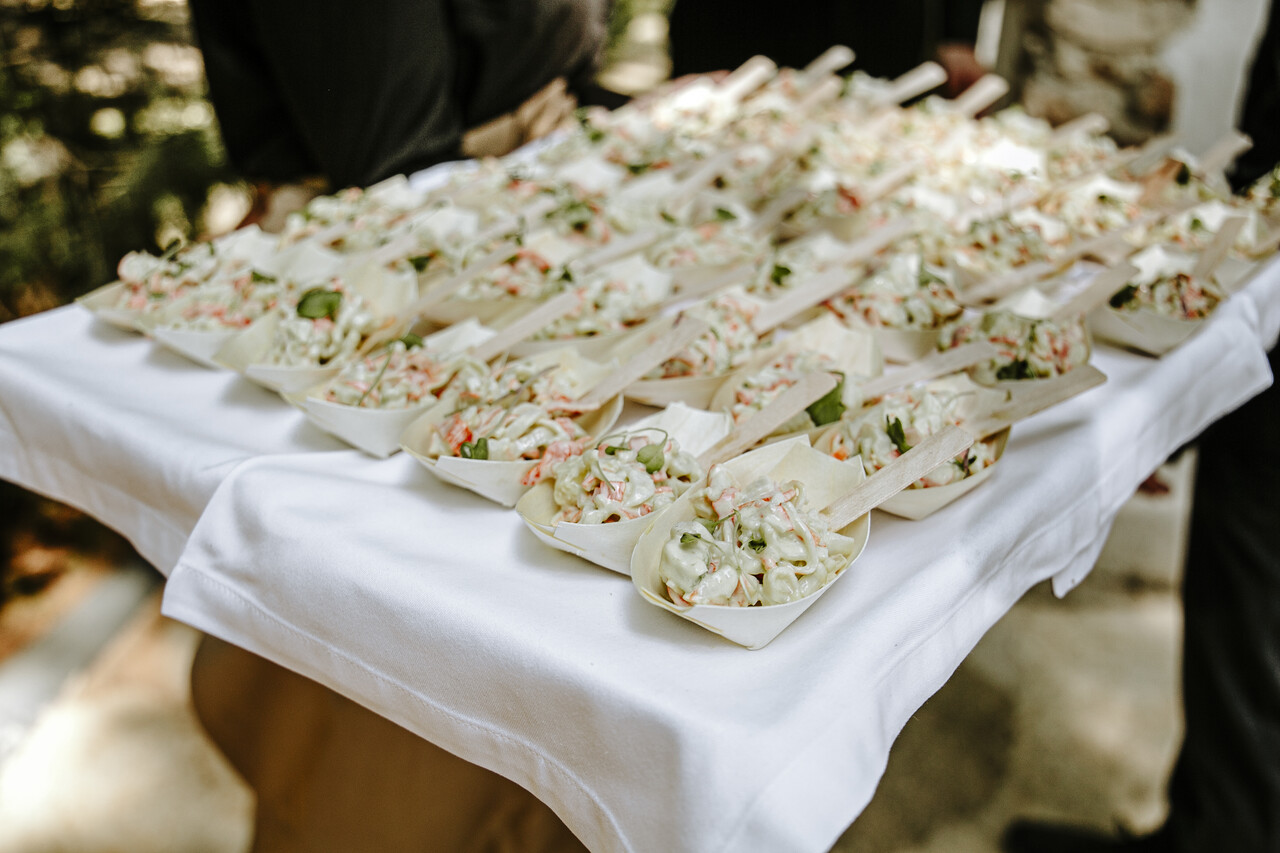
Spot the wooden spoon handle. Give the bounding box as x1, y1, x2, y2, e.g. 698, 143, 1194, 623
824, 425, 975, 529
697, 371, 838, 469
963, 364, 1106, 439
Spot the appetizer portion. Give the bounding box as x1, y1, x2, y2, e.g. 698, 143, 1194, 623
428, 401, 591, 487
159, 269, 289, 332
321, 337, 488, 410
645, 291, 761, 379
659, 465, 858, 607
825, 385, 997, 488
728, 350, 845, 433
940, 310, 1089, 383
260, 283, 380, 368
1108, 248, 1222, 320
551, 429, 702, 524
825, 252, 962, 331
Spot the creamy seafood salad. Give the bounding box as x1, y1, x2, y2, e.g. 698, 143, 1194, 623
550, 429, 702, 524
826, 386, 996, 488
659, 466, 858, 607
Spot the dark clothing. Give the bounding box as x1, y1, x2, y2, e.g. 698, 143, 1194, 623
668, 0, 983, 81
1169, 345, 1280, 853
1166, 6, 1280, 850
190, 0, 608, 188
1233, 0, 1280, 191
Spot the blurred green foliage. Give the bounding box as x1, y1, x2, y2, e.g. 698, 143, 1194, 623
0, 0, 233, 323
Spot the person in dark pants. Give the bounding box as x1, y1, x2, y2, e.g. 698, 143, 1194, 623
189, 0, 609, 220
667, 0, 986, 94
1004, 4, 1280, 851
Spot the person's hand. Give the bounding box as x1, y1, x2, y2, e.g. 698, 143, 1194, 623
462, 77, 578, 159
936, 42, 986, 98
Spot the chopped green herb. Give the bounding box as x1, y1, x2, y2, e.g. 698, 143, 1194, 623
626, 162, 652, 175
714, 207, 738, 222
603, 445, 626, 456
250, 269, 277, 284
806, 373, 846, 426
660, 210, 678, 225
408, 254, 435, 273
459, 437, 489, 460
636, 443, 665, 474
296, 288, 343, 320
398, 332, 423, 349
995, 359, 1036, 381
748, 538, 767, 552
1109, 284, 1139, 309
886, 416, 912, 455
770, 264, 792, 287
1176, 163, 1192, 186
680, 532, 701, 545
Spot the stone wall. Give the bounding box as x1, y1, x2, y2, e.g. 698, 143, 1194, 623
1016, 0, 1197, 144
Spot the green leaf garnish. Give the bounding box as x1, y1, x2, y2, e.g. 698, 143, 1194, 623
660, 211, 678, 225
459, 437, 489, 460
626, 162, 652, 175
714, 207, 738, 222
603, 445, 626, 455
748, 538, 767, 552
398, 332, 423, 349
995, 359, 1036, 381
680, 532, 701, 545
698, 517, 719, 534
636, 442, 665, 474
886, 416, 912, 455
296, 288, 343, 321
806, 373, 846, 426
408, 254, 435, 273
1109, 284, 1139, 309
250, 269, 277, 284
770, 264, 792, 287
1176, 163, 1192, 186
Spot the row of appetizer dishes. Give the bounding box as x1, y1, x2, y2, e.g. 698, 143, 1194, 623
79, 47, 1280, 647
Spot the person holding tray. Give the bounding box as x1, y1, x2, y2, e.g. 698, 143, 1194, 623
189, 0, 613, 229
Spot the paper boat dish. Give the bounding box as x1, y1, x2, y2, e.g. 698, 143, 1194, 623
515, 403, 733, 575
76, 281, 150, 333
630, 437, 871, 650
284, 320, 497, 458
1087, 305, 1206, 357
707, 314, 883, 419
812, 374, 1009, 520
398, 347, 622, 507
400, 394, 624, 507
149, 324, 240, 370
213, 265, 419, 394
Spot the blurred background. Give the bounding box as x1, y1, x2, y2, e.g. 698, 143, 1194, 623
0, 1, 1270, 851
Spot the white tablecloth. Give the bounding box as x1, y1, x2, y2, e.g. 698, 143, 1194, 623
1, 258, 1276, 853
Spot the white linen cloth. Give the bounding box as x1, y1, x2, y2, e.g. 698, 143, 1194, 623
0, 257, 1276, 852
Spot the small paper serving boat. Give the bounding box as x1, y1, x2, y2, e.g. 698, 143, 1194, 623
812, 374, 1009, 520
631, 436, 870, 649
1089, 221, 1247, 357
399, 348, 622, 507
285, 319, 496, 458
215, 262, 418, 394
76, 281, 150, 333
516, 403, 733, 575
707, 313, 882, 424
